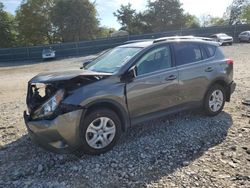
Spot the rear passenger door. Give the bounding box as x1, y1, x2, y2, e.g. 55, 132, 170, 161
173, 42, 217, 104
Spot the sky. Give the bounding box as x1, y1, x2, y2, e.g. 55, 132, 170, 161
1, 0, 233, 29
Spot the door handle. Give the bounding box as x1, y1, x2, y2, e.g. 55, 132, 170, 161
205, 67, 214, 72
165, 75, 177, 81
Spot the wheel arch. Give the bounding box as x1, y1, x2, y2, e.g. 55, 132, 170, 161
205, 78, 231, 102
82, 99, 130, 132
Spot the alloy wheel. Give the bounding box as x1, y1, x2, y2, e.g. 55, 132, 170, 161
85, 117, 116, 149
209, 89, 224, 112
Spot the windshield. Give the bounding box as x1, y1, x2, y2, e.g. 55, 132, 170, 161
85, 47, 142, 73
43, 49, 53, 53
218, 34, 228, 37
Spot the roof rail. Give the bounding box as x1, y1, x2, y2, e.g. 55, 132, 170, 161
124, 39, 153, 44
153, 36, 214, 43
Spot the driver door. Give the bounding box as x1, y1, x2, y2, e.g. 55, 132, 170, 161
126, 45, 180, 119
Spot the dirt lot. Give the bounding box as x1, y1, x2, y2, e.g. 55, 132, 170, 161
0, 44, 250, 188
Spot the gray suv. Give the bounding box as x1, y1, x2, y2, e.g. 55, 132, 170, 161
24, 37, 236, 154
238, 31, 250, 42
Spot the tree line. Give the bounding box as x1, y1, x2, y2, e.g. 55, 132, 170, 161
114, 0, 250, 34
0, 0, 250, 48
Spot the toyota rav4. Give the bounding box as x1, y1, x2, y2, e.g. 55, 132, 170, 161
24, 37, 236, 154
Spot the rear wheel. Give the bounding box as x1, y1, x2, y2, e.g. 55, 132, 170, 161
203, 84, 226, 116
79, 108, 122, 155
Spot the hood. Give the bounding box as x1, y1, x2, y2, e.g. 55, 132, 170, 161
29, 69, 112, 83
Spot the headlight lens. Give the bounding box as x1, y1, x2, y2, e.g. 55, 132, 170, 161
34, 89, 64, 119
34, 83, 47, 97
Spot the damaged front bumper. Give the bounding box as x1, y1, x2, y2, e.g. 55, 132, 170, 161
23, 108, 84, 153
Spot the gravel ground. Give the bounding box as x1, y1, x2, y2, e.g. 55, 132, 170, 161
0, 44, 250, 188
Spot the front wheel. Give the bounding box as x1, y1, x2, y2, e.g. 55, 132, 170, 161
79, 108, 122, 155
203, 84, 226, 116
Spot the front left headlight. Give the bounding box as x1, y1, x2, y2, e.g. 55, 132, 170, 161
33, 89, 65, 119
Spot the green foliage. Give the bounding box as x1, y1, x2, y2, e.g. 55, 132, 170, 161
15, 0, 99, 45
0, 2, 17, 48
114, 0, 190, 34
184, 14, 200, 28
146, 0, 185, 32
51, 0, 99, 42
113, 3, 135, 31
97, 27, 116, 38
241, 4, 250, 23
200, 14, 227, 27
113, 3, 147, 34
225, 0, 249, 24
16, 0, 55, 46
209, 17, 227, 26
130, 13, 152, 34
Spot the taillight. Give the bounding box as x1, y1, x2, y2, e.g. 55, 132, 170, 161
227, 59, 234, 65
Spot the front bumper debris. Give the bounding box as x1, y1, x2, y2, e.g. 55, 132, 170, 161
24, 109, 83, 153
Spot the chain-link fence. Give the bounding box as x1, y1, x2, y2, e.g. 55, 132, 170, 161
0, 24, 250, 63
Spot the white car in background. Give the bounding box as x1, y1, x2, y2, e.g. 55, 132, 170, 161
42, 48, 56, 60
210, 33, 233, 46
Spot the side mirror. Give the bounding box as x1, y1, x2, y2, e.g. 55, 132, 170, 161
80, 60, 92, 69
122, 66, 137, 82
129, 66, 137, 78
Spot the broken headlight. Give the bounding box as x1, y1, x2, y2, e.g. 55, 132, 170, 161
33, 89, 65, 119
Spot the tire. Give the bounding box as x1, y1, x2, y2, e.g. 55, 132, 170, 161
229, 42, 232, 45
203, 84, 226, 116
79, 108, 122, 155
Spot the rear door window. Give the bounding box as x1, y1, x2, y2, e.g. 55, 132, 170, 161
173, 43, 202, 66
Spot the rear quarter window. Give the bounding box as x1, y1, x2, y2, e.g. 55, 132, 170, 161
216, 47, 225, 59
204, 45, 216, 58
200, 45, 208, 59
